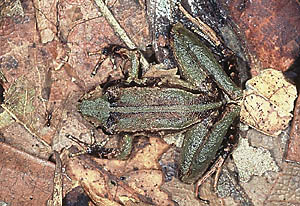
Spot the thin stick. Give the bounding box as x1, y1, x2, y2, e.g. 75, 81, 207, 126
92, 0, 149, 70
178, 3, 221, 47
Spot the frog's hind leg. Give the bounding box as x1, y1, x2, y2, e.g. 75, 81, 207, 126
195, 145, 232, 199
88, 45, 143, 84
171, 23, 243, 101
179, 104, 240, 183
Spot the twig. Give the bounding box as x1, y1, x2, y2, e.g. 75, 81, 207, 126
92, 0, 149, 70
47, 151, 63, 206
178, 3, 221, 47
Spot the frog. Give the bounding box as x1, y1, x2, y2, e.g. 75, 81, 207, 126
78, 23, 243, 185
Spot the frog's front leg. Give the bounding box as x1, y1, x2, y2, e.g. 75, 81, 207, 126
116, 134, 134, 160
179, 103, 240, 184
88, 44, 143, 83
66, 133, 120, 159
88, 44, 125, 76
65, 131, 134, 160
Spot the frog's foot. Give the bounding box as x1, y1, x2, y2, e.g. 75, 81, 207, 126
195, 145, 232, 200
66, 134, 119, 159
88, 44, 147, 85
88, 44, 134, 77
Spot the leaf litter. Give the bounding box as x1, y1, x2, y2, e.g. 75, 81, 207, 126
1, 0, 300, 205
240, 69, 297, 136
63, 137, 175, 206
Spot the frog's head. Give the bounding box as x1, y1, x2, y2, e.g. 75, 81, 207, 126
78, 97, 111, 127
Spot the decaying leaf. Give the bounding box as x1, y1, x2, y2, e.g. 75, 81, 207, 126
240, 69, 297, 136
33, 0, 58, 43
224, 0, 300, 73
162, 177, 223, 206
216, 167, 253, 206
264, 162, 300, 206
0, 142, 55, 205
64, 137, 175, 206
286, 94, 300, 163
0, 0, 24, 19
0, 74, 52, 157
232, 138, 279, 182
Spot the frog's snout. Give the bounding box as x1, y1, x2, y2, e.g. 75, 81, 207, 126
78, 99, 95, 117
79, 98, 111, 123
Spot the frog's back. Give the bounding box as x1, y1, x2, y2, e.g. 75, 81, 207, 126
79, 86, 225, 133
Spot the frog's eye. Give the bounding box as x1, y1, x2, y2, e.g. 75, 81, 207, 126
102, 47, 109, 55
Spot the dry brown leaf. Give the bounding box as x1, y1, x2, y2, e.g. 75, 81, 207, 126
65, 137, 174, 206
0, 0, 77, 158
240, 69, 297, 136
33, 0, 58, 43
162, 177, 224, 206
224, 0, 300, 73
264, 162, 300, 206
143, 65, 178, 78
0, 142, 55, 205
286, 95, 300, 162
